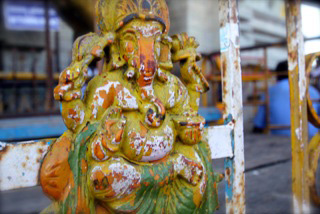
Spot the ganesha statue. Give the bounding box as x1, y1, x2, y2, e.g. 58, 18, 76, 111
40, 0, 221, 213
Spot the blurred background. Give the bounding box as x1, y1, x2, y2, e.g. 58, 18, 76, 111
0, 0, 320, 213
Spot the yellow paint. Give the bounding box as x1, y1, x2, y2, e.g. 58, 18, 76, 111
40, 0, 216, 212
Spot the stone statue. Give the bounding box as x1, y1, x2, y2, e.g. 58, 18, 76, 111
40, 0, 221, 213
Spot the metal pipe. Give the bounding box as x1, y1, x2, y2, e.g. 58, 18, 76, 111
285, 0, 310, 213
218, 0, 246, 213
31, 48, 38, 111
55, 31, 60, 73
204, 35, 320, 58
263, 48, 270, 133
45, 0, 54, 110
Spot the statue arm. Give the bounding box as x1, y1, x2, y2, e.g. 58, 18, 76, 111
54, 32, 114, 132
172, 84, 205, 145
171, 33, 209, 112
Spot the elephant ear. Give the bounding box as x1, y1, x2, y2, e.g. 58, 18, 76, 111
155, 35, 172, 83
71, 32, 115, 65
107, 42, 126, 71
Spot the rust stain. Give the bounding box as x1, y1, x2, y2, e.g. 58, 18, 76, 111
38, 148, 44, 154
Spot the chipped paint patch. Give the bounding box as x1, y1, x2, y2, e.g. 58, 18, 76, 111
108, 161, 141, 198
0, 140, 50, 191
141, 125, 174, 161
219, 0, 246, 213
295, 127, 302, 142
207, 124, 234, 159
0, 141, 7, 151
95, 81, 138, 110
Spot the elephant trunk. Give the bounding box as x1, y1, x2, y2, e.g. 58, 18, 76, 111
137, 37, 165, 127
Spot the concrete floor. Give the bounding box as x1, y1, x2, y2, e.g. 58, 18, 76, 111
0, 134, 319, 214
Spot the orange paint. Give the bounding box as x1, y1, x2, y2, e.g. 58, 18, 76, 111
99, 87, 115, 109
81, 159, 88, 174
115, 129, 124, 144
93, 141, 106, 161
105, 120, 116, 137
91, 45, 102, 57
140, 122, 148, 137
92, 169, 106, 190
40, 135, 74, 201
154, 174, 160, 180
76, 186, 90, 214
137, 37, 156, 87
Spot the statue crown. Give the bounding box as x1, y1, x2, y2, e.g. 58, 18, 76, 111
96, 0, 170, 34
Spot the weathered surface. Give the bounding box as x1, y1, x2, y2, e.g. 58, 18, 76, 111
218, 0, 246, 213
306, 52, 320, 128
0, 140, 53, 191
285, 0, 310, 213
39, 0, 219, 213
307, 133, 320, 206
207, 124, 233, 159
305, 52, 320, 206
2, 134, 319, 214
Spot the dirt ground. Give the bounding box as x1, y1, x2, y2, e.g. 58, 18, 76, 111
0, 134, 319, 214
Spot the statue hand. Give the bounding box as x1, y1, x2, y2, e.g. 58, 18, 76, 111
171, 32, 200, 63
171, 33, 209, 92
91, 107, 126, 161
173, 115, 205, 145
54, 62, 88, 101
54, 32, 115, 101
175, 154, 203, 186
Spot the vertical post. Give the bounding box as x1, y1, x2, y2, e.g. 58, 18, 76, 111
55, 32, 60, 73
263, 48, 270, 133
285, 0, 310, 213
31, 48, 37, 111
201, 57, 208, 107
12, 48, 17, 113
45, 0, 54, 110
218, 0, 246, 213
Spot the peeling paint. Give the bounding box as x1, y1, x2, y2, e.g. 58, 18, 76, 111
39, 0, 219, 213
219, 0, 246, 213
285, 0, 311, 213
0, 140, 51, 191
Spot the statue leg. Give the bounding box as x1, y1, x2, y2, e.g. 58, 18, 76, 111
87, 152, 205, 212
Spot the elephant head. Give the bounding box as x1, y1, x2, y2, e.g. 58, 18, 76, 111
96, 0, 171, 127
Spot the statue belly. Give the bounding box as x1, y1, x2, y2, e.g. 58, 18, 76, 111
122, 114, 176, 162
140, 124, 175, 161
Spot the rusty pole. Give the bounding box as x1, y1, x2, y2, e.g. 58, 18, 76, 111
285, 0, 310, 213
218, 0, 246, 213
263, 48, 270, 133
45, 0, 54, 110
